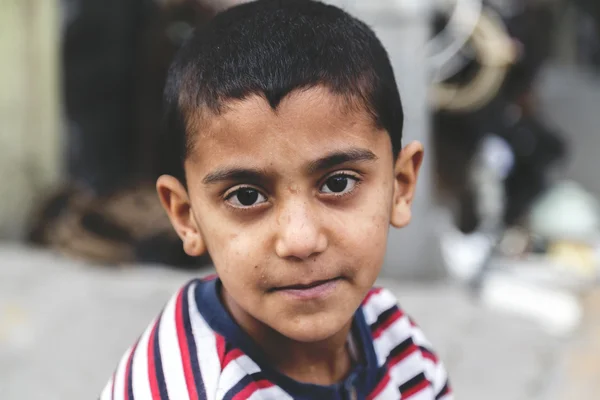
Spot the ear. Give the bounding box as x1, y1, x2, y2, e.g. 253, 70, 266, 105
390, 141, 424, 229
156, 175, 207, 257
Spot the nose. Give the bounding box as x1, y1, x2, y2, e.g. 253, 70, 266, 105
275, 199, 328, 260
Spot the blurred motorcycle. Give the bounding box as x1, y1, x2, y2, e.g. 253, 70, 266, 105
429, 0, 568, 281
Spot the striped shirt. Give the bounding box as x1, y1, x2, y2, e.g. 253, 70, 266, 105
100, 277, 452, 400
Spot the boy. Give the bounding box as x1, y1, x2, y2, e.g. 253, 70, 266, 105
101, 0, 452, 399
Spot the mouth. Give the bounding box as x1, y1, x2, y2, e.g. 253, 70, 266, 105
271, 277, 343, 299
274, 277, 342, 290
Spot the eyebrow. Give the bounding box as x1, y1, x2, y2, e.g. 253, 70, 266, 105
202, 148, 378, 185
202, 168, 269, 185
306, 148, 378, 174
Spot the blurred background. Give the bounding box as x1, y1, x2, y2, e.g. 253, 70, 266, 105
1, 0, 600, 398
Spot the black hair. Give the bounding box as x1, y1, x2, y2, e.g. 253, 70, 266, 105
160, 0, 403, 184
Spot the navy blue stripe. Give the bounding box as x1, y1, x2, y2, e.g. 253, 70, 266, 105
399, 372, 427, 394
222, 372, 268, 400
224, 339, 234, 356
370, 305, 398, 331
435, 380, 450, 399
182, 283, 207, 400
126, 342, 137, 400
388, 337, 414, 361
419, 345, 438, 362
153, 314, 170, 400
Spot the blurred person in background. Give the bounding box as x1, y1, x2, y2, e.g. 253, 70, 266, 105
433, 0, 567, 234
431, 0, 600, 283
29, 0, 245, 267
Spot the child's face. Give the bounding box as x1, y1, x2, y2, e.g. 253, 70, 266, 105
158, 86, 423, 343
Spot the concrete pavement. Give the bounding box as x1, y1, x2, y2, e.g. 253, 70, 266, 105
0, 244, 570, 399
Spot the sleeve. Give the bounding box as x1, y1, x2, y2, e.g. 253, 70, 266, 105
97, 283, 211, 400
98, 342, 138, 400
408, 316, 453, 400
99, 373, 115, 400
98, 313, 157, 400
362, 287, 454, 399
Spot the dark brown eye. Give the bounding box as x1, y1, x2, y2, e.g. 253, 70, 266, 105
237, 188, 259, 205
321, 174, 358, 195
326, 176, 348, 193
226, 187, 266, 207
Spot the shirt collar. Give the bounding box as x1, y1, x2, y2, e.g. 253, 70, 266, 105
194, 277, 381, 399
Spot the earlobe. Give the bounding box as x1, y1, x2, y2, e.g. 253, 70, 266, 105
156, 175, 207, 256
183, 236, 206, 257
390, 141, 424, 229
390, 203, 412, 229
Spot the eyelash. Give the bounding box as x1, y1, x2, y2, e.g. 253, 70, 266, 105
320, 172, 362, 198
222, 171, 362, 209
223, 185, 265, 209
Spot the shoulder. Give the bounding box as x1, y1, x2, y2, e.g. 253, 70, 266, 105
361, 287, 453, 400
99, 278, 219, 400
361, 287, 421, 357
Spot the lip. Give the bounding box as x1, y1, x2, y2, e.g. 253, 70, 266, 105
274, 277, 342, 300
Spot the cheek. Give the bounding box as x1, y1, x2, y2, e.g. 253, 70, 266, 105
344, 213, 389, 262
331, 188, 391, 272
349, 216, 388, 288
347, 181, 392, 239
202, 219, 269, 286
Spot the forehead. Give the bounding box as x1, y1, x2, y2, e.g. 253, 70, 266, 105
185, 86, 391, 173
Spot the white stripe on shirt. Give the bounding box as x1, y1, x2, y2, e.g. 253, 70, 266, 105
372, 314, 412, 366
99, 374, 114, 400
362, 289, 398, 326
159, 289, 190, 400
372, 381, 400, 400
132, 317, 157, 400
410, 386, 436, 400
247, 385, 293, 400
188, 283, 222, 400
113, 345, 134, 400
389, 351, 424, 389
218, 354, 261, 396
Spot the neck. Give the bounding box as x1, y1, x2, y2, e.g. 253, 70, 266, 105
222, 288, 353, 385
261, 323, 353, 385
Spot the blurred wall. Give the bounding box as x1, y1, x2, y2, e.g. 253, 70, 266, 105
0, 0, 62, 240
324, 0, 446, 280
538, 65, 600, 199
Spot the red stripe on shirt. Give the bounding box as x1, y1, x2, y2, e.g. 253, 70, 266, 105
175, 288, 198, 400
402, 378, 430, 399
222, 348, 244, 369
372, 309, 403, 339
124, 341, 139, 400
389, 342, 419, 367
216, 334, 226, 368
232, 380, 274, 400
111, 372, 116, 400
215, 333, 244, 370
147, 319, 161, 399
436, 381, 452, 399
367, 371, 390, 400
362, 287, 383, 305
420, 347, 438, 364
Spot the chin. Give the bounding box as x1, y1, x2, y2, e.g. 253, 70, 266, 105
273, 314, 349, 343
